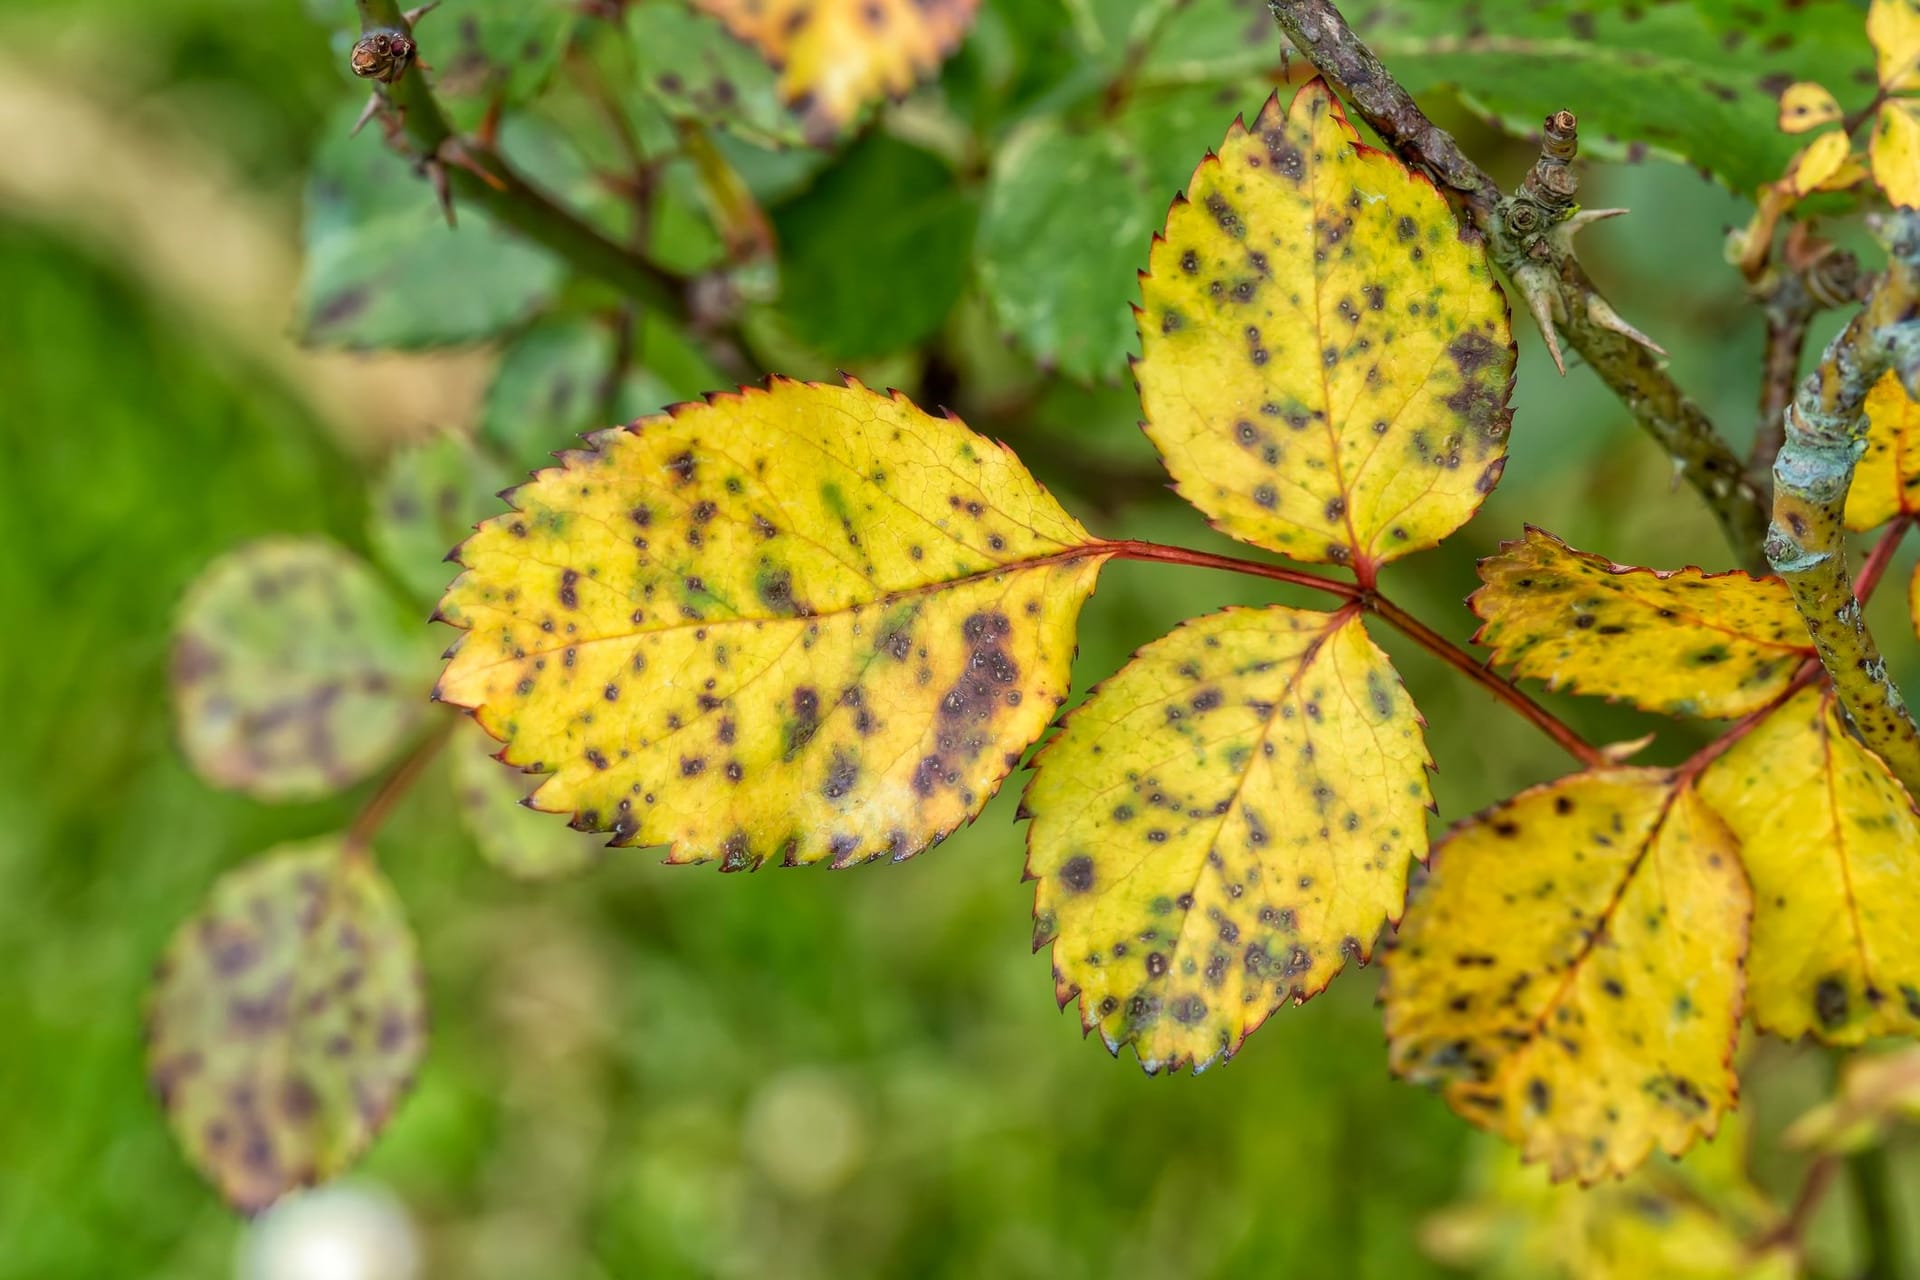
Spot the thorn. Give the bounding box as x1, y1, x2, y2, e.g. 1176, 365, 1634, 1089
402, 0, 442, 24
426, 157, 456, 227
1598, 732, 1658, 764
1585, 293, 1669, 356
350, 91, 383, 137
474, 94, 504, 151
441, 138, 507, 192
1514, 263, 1565, 375
1561, 207, 1628, 236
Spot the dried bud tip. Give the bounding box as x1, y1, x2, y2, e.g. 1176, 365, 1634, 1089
350, 29, 416, 84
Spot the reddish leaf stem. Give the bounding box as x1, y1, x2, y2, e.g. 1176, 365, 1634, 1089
1102, 540, 1363, 598
1855, 515, 1912, 603
1365, 592, 1610, 769
1104, 540, 1607, 768
344, 719, 454, 858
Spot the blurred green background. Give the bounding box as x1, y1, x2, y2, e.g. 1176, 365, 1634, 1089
2, 1, 1913, 1276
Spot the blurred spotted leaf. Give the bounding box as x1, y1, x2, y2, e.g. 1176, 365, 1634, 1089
1872, 0, 1920, 92
1383, 771, 1748, 1183
1422, 1116, 1793, 1280
1698, 687, 1920, 1044
1848, 372, 1920, 531
145, 839, 426, 1214
300, 108, 588, 349
172, 538, 436, 801
628, 0, 810, 147
421, 0, 580, 129
452, 724, 604, 880
369, 432, 510, 606
1026, 605, 1430, 1074
1873, 98, 1920, 206
1778, 81, 1842, 133
1347, 0, 1872, 192
436, 378, 1110, 868
1470, 528, 1812, 719
1135, 79, 1513, 573
690, 0, 982, 142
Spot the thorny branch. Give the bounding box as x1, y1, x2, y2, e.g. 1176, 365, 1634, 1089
350, 0, 686, 323
1766, 208, 1920, 796
1267, 0, 1771, 571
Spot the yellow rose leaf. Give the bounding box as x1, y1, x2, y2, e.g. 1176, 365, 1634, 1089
1025, 605, 1430, 1074
1870, 0, 1920, 91
1470, 528, 1812, 719
1422, 1119, 1792, 1280
1383, 771, 1749, 1183
690, 0, 981, 142
144, 840, 426, 1213
1777, 81, 1843, 134
1784, 128, 1855, 196
1846, 370, 1920, 530
1135, 78, 1514, 578
436, 378, 1109, 870
1871, 98, 1920, 208
1698, 687, 1920, 1044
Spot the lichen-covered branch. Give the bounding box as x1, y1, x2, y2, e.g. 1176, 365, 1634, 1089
1766, 210, 1920, 795
1745, 230, 1864, 492
351, 0, 684, 321
1266, 0, 1769, 571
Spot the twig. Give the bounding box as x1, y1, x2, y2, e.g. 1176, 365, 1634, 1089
1265, 0, 1770, 571
1755, 1153, 1843, 1259
1766, 210, 1920, 796
344, 718, 454, 857
1105, 540, 1607, 767
351, 0, 686, 322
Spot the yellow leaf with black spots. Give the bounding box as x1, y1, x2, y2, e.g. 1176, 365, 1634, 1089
1699, 687, 1920, 1044
1871, 0, 1920, 91
144, 840, 426, 1214
1846, 370, 1920, 530
1777, 81, 1842, 134
1873, 99, 1920, 209
436, 378, 1109, 870
1383, 771, 1749, 1183
1471, 528, 1812, 720
1136, 77, 1514, 579
691, 0, 980, 143
1025, 605, 1430, 1074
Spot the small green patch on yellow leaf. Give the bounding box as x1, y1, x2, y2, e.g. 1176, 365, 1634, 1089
1383, 771, 1748, 1183
452, 724, 604, 880
145, 839, 425, 1214
1026, 605, 1430, 1074
172, 538, 436, 800
1871, 0, 1920, 91
1872, 99, 1920, 208
1470, 528, 1811, 720
1698, 687, 1920, 1044
437, 378, 1108, 869
690, 0, 980, 142
1778, 81, 1843, 133
1847, 371, 1920, 529
1136, 78, 1513, 577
